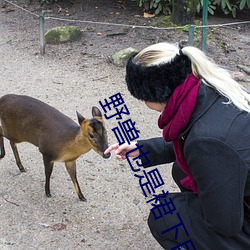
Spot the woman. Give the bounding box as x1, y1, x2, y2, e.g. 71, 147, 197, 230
104, 42, 250, 249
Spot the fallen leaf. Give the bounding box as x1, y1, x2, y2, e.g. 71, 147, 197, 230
143, 12, 155, 18
51, 223, 67, 231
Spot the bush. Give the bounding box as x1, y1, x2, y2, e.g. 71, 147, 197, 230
136, 0, 172, 15
136, 0, 250, 18
212, 0, 250, 17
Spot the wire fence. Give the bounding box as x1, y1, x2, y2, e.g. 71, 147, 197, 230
3, 0, 250, 55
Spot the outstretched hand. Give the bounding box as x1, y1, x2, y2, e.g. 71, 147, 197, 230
104, 142, 139, 160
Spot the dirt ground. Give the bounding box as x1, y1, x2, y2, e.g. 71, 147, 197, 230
0, 0, 249, 249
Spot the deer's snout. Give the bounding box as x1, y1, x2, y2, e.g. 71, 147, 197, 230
102, 152, 111, 159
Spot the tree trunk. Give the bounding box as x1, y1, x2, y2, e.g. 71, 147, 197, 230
171, 0, 198, 25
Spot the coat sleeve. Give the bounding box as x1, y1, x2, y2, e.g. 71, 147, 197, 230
185, 136, 248, 237
137, 137, 176, 168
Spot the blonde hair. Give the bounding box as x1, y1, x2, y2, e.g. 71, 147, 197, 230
134, 42, 250, 113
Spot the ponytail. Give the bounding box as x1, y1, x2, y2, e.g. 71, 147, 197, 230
182, 46, 250, 112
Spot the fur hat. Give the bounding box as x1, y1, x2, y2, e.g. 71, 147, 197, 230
125, 52, 192, 103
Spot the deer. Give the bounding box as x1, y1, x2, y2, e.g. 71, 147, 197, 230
0, 94, 110, 201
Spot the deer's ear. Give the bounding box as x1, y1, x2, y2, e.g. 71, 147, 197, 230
92, 106, 102, 118
76, 111, 85, 125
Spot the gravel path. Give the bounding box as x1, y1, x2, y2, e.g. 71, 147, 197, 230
0, 1, 249, 249
0, 4, 175, 250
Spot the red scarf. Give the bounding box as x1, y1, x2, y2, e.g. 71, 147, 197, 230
158, 73, 200, 194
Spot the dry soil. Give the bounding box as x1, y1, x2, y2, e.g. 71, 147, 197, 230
0, 1, 249, 250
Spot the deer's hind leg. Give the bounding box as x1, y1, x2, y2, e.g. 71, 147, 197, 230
0, 126, 5, 159
65, 161, 86, 202
10, 141, 26, 172
43, 155, 54, 198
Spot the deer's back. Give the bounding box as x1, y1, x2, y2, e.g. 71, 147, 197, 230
0, 94, 79, 147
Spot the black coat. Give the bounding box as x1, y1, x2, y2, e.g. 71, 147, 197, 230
138, 84, 250, 249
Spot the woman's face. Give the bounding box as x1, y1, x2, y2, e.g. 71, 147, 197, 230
145, 102, 166, 112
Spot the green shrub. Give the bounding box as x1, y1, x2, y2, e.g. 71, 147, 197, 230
196, 0, 216, 15
136, 0, 172, 15
213, 0, 250, 17
136, 0, 250, 18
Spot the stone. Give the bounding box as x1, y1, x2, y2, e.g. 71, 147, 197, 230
0, 0, 6, 8
112, 47, 138, 67
231, 71, 247, 82
44, 26, 82, 44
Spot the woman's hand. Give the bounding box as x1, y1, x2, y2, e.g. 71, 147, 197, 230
104, 142, 139, 160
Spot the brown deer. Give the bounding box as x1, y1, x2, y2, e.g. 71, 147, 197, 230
0, 94, 110, 201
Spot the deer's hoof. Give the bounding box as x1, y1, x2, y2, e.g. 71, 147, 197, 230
79, 196, 87, 202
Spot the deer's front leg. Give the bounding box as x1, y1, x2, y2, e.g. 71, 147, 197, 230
65, 160, 86, 202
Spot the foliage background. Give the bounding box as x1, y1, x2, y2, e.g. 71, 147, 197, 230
38, 0, 250, 18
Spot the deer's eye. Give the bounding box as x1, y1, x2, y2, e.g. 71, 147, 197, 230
89, 133, 94, 139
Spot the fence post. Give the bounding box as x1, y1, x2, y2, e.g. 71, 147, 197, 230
39, 11, 45, 55
188, 25, 195, 46
202, 0, 208, 51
